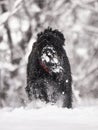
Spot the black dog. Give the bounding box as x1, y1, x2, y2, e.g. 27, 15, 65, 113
26, 28, 72, 108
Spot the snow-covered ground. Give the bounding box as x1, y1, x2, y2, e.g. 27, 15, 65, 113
0, 104, 98, 130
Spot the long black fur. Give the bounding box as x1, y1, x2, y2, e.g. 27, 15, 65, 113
26, 27, 72, 108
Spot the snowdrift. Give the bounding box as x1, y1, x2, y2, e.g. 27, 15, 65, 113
0, 105, 98, 130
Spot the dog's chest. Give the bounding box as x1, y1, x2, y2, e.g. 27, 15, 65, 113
43, 79, 66, 104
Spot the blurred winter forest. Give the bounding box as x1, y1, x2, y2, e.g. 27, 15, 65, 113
0, 0, 98, 108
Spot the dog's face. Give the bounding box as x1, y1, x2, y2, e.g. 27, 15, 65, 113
40, 45, 63, 74
34, 28, 65, 74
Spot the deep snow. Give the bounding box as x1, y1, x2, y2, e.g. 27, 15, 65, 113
0, 104, 98, 130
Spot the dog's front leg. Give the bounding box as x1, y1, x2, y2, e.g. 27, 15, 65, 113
26, 81, 49, 102
62, 78, 72, 108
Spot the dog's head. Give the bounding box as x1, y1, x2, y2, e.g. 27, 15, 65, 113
34, 27, 65, 74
